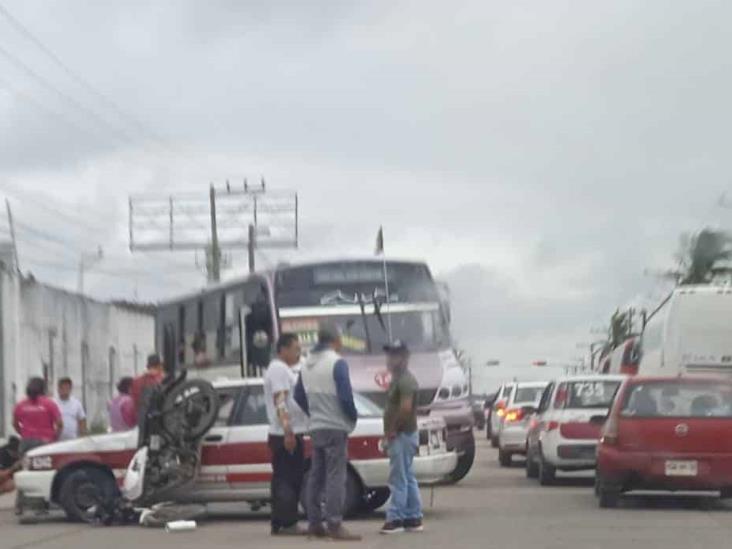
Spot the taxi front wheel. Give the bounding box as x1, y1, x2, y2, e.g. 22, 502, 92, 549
59, 468, 118, 523
525, 447, 539, 479
299, 467, 363, 518
538, 452, 556, 486
595, 474, 620, 508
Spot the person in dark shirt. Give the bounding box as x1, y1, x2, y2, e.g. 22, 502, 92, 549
0, 436, 20, 494
380, 340, 423, 535
131, 354, 165, 425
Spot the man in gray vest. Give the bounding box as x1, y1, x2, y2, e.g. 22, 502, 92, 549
294, 324, 361, 542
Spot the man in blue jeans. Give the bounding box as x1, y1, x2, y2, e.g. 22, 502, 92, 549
380, 340, 423, 534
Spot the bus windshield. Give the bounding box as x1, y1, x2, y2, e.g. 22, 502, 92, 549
280, 308, 449, 355
275, 261, 440, 307
276, 261, 450, 355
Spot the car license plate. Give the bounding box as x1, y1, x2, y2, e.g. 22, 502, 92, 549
665, 460, 698, 477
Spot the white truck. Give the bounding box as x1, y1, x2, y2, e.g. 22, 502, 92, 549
639, 285, 732, 376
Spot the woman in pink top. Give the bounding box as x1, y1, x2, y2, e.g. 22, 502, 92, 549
108, 377, 136, 432
13, 378, 63, 452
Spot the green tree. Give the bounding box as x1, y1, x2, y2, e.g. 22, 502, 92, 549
671, 228, 732, 285
601, 309, 633, 356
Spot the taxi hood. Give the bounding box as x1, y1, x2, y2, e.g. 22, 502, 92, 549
26, 430, 137, 457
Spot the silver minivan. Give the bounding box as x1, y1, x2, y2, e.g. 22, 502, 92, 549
497, 381, 548, 466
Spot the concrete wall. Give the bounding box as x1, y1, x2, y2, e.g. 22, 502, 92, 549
0, 269, 155, 436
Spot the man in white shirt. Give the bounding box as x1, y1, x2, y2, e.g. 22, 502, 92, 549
264, 333, 308, 537
55, 378, 87, 441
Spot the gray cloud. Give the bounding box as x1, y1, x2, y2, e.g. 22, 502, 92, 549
0, 0, 730, 375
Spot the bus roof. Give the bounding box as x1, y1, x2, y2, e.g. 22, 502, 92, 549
156, 257, 434, 307
275, 256, 431, 270
673, 285, 732, 296
156, 271, 269, 307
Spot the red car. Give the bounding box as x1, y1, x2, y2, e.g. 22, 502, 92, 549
596, 376, 732, 508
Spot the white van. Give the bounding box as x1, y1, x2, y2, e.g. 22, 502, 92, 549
639, 285, 732, 376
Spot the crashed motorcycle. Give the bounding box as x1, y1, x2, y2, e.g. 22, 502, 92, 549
85, 371, 219, 525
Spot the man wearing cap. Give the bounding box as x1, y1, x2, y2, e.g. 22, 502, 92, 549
130, 353, 166, 425
380, 340, 423, 535
294, 324, 361, 542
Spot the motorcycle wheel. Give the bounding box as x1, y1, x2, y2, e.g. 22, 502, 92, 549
161, 379, 219, 440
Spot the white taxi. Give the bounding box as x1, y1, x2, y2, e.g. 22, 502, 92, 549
497, 381, 548, 466
525, 375, 625, 485
15, 378, 456, 521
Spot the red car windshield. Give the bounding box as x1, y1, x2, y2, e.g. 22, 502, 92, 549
621, 381, 732, 418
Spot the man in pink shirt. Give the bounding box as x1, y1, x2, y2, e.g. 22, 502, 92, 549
13, 377, 63, 452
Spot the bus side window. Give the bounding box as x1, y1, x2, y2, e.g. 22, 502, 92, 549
221, 290, 245, 364
190, 297, 215, 368
217, 293, 226, 359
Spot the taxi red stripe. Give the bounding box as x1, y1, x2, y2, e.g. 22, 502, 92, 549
226, 472, 272, 483
42, 436, 384, 472
51, 450, 137, 470
559, 422, 602, 440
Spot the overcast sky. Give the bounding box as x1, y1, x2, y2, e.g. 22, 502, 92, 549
0, 1, 729, 390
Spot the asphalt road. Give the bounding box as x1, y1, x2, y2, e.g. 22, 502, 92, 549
3, 436, 732, 549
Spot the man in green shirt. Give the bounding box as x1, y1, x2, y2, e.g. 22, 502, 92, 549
380, 341, 423, 535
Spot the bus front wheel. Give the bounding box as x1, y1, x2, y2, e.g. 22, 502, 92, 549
446, 441, 475, 483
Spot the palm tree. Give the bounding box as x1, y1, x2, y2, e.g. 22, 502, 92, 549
601, 309, 633, 356
674, 229, 732, 285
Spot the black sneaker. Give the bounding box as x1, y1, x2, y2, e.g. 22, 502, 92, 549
404, 518, 424, 532
380, 520, 405, 535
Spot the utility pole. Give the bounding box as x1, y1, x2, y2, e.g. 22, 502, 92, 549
5, 198, 20, 273
209, 184, 221, 283
248, 223, 256, 273
78, 247, 103, 294
129, 180, 298, 283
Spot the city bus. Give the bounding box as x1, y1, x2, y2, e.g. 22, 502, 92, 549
155, 258, 475, 482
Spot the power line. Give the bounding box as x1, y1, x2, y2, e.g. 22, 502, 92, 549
0, 3, 163, 144
13, 227, 203, 282
14, 219, 84, 251
3, 195, 204, 280
0, 184, 116, 237
8, 213, 104, 260
2, 189, 212, 287
0, 43, 135, 145
0, 74, 113, 143
22, 255, 194, 287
